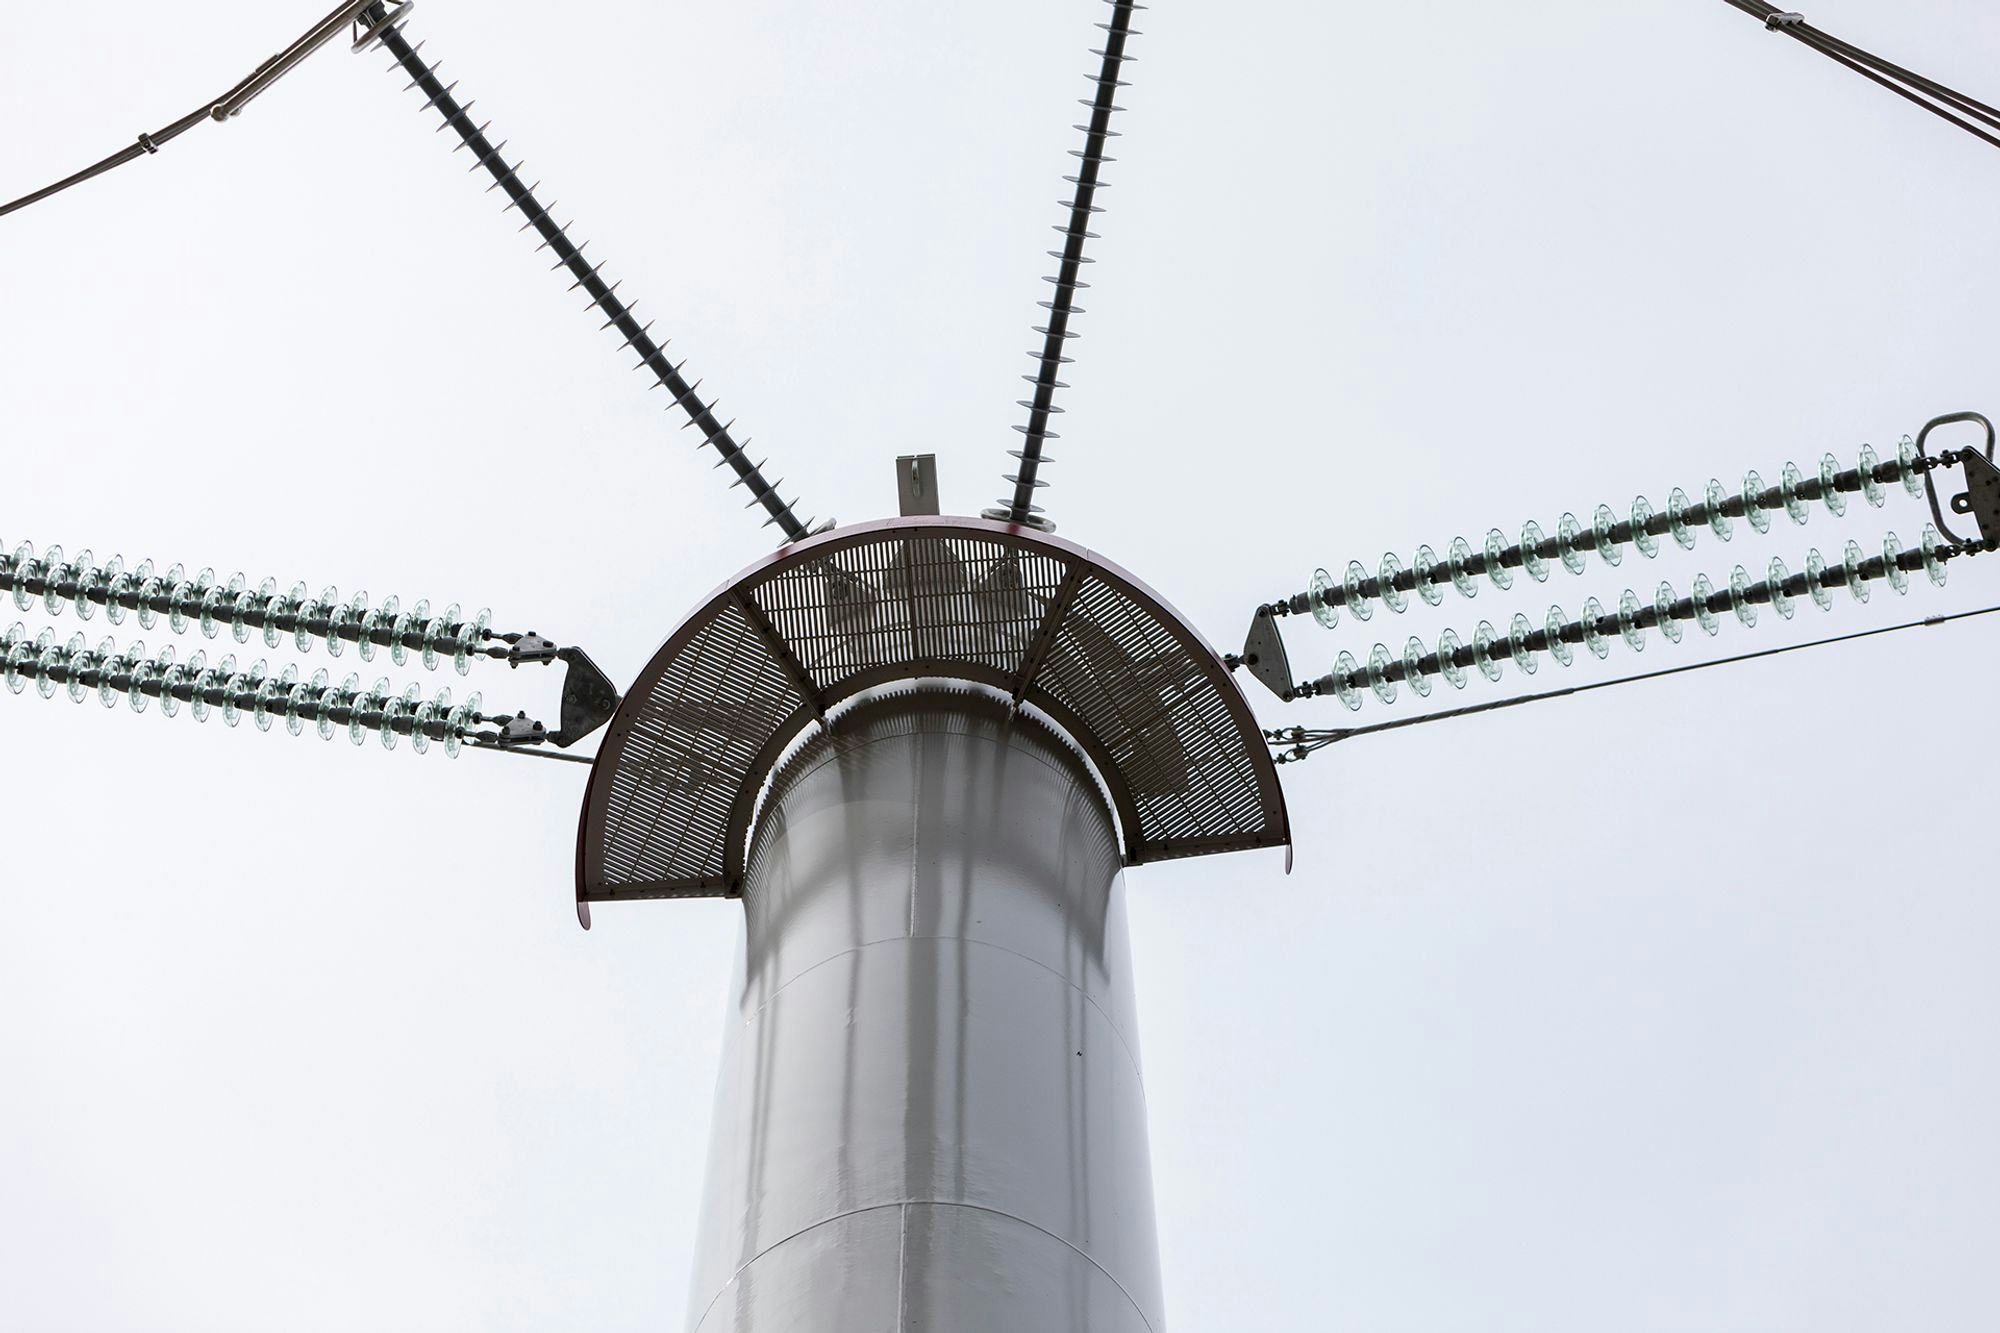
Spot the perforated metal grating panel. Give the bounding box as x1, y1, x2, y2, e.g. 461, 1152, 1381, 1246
578, 518, 1288, 905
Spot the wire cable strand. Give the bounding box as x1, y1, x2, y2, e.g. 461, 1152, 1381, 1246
466, 741, 596, 766
0, 1, 379, 220
1271, 601, 2000, 760
1718, 1, 2000, 151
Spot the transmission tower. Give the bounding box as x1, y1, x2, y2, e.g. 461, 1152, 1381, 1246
3, 2, 1996, 1329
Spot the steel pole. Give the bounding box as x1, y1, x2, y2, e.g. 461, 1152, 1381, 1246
686, 694, 1163, 1332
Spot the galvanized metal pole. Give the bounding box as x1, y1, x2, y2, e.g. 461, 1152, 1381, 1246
685, 695, 1164, 1333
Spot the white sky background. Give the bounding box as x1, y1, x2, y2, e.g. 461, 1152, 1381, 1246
3, 0, 1998, 1328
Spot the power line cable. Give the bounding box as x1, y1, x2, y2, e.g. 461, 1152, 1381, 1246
1269, 601, 2000, 761
467, 742, 596, 766
0, 1, 379, 219
1719, 2, 2000, 151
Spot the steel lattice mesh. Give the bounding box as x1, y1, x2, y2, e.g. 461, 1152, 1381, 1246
1037, 576, 1268, 847
597, 601, 806, 894
581, 520, 1286, 902
754, 534, 1070, 687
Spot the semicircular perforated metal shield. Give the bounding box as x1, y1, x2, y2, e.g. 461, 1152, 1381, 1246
577, 517, 1289, 906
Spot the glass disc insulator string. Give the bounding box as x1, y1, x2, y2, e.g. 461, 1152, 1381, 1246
0, 626, 489, 755
1275, 440, 1925, 628
1295, 525, 1964, 710
0, 544, 501, 674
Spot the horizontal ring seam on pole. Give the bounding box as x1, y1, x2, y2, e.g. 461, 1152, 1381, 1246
691, 1199, 1159, 1333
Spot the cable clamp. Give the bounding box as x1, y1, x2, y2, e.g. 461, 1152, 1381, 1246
500, 630, 560, 667
1765, 12, 1806, 29
492, 711, 550, 746
351, 0, 416, 54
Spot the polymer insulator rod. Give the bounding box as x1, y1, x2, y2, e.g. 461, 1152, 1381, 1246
989, 0, 1143, 532
356, 2, 815, 542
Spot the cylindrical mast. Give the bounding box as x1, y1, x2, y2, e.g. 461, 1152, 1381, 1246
686, 694, 1163, 1333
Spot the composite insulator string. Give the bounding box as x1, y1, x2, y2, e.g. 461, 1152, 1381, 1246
1294, 524, 1965, 711
1269, 600, 2000, 765
1270, 438, 1927, 629
0, 542, 504, 674
353, 2, 819, 543
1718, 2, 2000, 153
0, 624, 495, 756
985, 0, 1143, 533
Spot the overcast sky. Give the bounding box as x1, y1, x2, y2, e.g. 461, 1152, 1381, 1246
4, 2, 1999, 1329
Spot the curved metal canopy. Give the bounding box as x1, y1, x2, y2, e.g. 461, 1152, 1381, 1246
576, 517, 1288, 916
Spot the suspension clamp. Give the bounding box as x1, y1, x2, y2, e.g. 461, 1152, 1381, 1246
1263, 725, 1345, 766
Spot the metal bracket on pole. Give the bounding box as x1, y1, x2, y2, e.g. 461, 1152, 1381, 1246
1011, 567, 1085, 704
1945, 452, 2000, 546
487, 634, 620, 747
736, 593, 826, 721
897, 455, 941, 517
1237, 607, 1296, 702
550, 648, 620, 747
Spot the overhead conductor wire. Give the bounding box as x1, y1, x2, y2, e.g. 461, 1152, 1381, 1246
1269, 601, 2000, 762
1719, 1, 2000, 151
0, 1, 381, 218
5, 2, 820, 543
